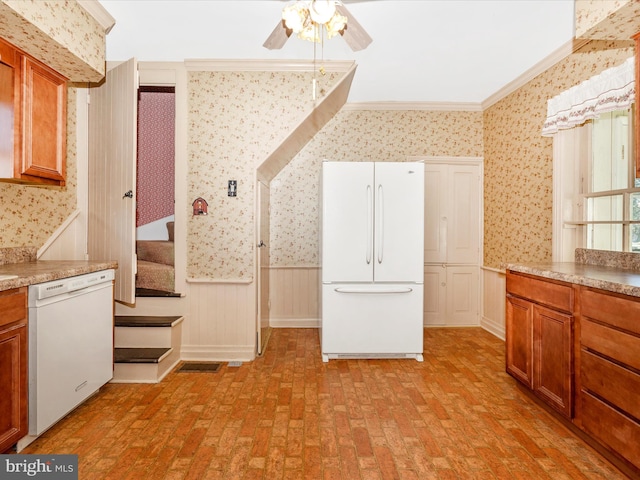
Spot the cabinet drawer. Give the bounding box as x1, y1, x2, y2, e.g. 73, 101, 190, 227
581, 288, 640, 335
0, 288, 27, 328
506, 272, 573, 312
581, 319, 640, 372
581, 350, 640, 420
581, 391, 640, 470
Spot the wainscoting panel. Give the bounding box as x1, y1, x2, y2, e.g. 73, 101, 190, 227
181, 282, 256, 361
481, 267, 506, 340
37, 211, 87, 260
269, 267, 320, 328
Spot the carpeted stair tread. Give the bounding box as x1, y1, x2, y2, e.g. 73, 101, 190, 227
136, 260, 174, 293
114, 347, 172, 364
136, 240, 174, 266
115, 315, 182, 327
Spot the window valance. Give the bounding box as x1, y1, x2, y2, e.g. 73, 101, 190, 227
542, 56, 635, 136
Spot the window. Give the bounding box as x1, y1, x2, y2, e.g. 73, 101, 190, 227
583, 109, 639, 252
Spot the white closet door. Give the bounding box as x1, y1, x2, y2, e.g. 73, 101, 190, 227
88, 58, 138, 305
423, 265, 446, 325
448, 165, 480, 264
445, 265, 479, 325
424, 164, 447, 263
423, 161, 481, 327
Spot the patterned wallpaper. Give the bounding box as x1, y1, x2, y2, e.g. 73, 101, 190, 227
270, 109, 484, 266
0, 86, 77, 248
483, 40, 634, 269
186, 70, 342, 279
575, 0, 640, 40
0, 0, 106, 82
0, 0, 104, 250
137, 90, 175, 227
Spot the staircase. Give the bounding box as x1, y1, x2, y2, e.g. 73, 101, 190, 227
136, 221, 175, 294
112, 314, 184, 383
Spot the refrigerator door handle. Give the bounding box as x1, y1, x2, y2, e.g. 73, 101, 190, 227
366, 184, 373, 265
334, 287, 414, 294
377, 184, 384, 264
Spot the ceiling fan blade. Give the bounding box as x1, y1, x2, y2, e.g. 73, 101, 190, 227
263, 20, 292, 50
336, 4, 373, 51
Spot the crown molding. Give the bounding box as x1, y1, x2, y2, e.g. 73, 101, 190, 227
481, 38, 590, 110
342, 101, 482, 112
77, 0, 116, 34
184, 59, 355, 72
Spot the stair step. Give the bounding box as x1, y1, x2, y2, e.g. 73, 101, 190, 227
136, 288, 181, 298
114, 347, 172, 364
115, 315, 183, 328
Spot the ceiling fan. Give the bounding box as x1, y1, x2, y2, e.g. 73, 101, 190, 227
263, 0, 373, 52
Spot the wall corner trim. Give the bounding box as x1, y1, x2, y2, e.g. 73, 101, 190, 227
77, 0, 116, 33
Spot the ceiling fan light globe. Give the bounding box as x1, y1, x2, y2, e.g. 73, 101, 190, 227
325, 12, 347, 38
298, 24, 320, 43
309, 0, 337, 24
282, 2, 310, 33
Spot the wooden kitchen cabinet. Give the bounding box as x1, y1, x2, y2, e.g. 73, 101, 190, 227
578, 287, 640, 472
0, 37, 66, 186
505, 294, 533, 387
0, 287, 28, 453
506, 271, 574, 418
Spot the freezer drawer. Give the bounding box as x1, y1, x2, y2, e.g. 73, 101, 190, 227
321, 283, 423, 361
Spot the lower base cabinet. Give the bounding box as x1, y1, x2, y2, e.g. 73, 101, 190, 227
577, 287, 640, 473
507, 271, 640, 477
0, 287, 28, 453
506, 272, 574, 419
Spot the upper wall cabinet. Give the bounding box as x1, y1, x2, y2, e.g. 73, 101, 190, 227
0, 37, 67, 186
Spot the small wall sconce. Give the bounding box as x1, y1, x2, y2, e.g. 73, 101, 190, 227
192, 197, 208, 216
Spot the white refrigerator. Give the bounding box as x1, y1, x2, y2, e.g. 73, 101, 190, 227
320, 161, 424, 362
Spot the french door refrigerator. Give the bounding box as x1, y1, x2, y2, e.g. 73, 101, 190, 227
321, 161, 424, 361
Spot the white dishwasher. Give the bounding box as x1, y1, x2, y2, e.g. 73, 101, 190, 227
20, 269, 115, 448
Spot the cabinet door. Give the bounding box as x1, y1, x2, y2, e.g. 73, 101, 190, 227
447, 165, 480, 264
424, 164, 480, 264
446, 265, 479, 325
19, 55, 66, 185
0, 322, 27, 453
506, 294, 533, 388
424, 164, 447, 263
533, 305, 573, 418
0, 38, 18, 180
424, 265, 446, 325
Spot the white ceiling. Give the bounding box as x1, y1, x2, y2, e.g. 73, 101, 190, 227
98, 0, 576, 104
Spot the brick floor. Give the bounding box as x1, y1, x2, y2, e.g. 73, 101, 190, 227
20, 328, 627, 479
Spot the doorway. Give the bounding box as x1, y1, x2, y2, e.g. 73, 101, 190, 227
135, 86, 177, 295
256, 180, 271, 356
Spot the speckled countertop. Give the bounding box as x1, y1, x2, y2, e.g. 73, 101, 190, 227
506, 248, 640, 298
0, 247, 117, 291
506, 262, 640, 298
